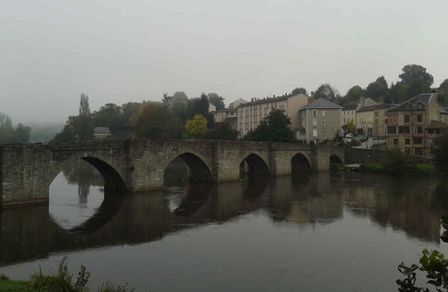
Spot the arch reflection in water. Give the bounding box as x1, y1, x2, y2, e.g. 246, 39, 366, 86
4, 174, 448, 271
49, 160, 124, 233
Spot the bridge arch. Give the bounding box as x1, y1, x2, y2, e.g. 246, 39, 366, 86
239, 153, 270, 178
291, 152, 312, 177
329, 154, 344, 169
164, 152, 212, 184
48, 156, 127, 194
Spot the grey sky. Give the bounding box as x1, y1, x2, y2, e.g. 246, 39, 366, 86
1, 0, 447, 124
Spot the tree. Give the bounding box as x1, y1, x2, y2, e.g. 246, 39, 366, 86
207, 93, 225, 110
205, 121, 238, 140
244, 109, 296, 142
342, 120, 356, 135
366, 76, 389, 101
432, 130, 448, 174
397, 64, 434, 98
76, 94, 93, 140
15, 123, 31, 143
0, 113, 17, 143
184, 115, 208, 139
92, 103, 122, 132
399, 64, 434, 89
343, 85, 365, 104
79, 93, 91, 117
291, 87, 307, 96
312, 84, 339, 102
438, 79, 448, 106
131, 102, 181, 138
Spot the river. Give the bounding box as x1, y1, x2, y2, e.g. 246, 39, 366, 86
1, 162, 447, 291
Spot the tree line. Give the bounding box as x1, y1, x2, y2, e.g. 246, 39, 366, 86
300, 64, 447, 106
0, 113, 31, 144
51, 92, 238, 143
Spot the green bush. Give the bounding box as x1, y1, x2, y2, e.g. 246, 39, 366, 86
383, 148, 417, 175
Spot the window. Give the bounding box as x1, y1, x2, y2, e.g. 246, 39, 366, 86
394, 139, 399, 145
388, 126, 396, 134
417, 103, 423, 109
405, 138, 410, 145
413, 137, 422, 144
404, 115, 410, 122
415, 148, 423, 156
322, 120, 326, 126
416, 126, 422, 134
405, 126, 410, 134
312, 110, 317, 118
417, 115, 422, 122
399, 126, 405, 134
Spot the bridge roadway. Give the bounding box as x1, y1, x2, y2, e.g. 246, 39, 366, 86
0, 139, 344, 207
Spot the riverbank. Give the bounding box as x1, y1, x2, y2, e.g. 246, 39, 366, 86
0, 277, 27, 291
360, 162, 435, 175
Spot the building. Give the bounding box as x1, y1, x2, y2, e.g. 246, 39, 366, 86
298, 98, 342, 143
341, 104, 357, 127
211, 109, 238, 129
341, 97, 377, 128
373, 103, 394, 137
229, 98, 248, 109
356, 103, 394, 137
386, 93, 440, 157
236, 94, 310, 137
93, 127, 111, 139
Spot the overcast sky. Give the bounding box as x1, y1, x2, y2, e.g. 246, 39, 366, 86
1, 0, 447, 124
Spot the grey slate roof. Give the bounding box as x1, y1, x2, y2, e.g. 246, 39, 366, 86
388, 93, 436, 112
300, 98, 342, 110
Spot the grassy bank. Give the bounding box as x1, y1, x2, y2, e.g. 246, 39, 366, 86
0, 259, 134, 291
0, 277, 27, 291
361, 162, 435, 175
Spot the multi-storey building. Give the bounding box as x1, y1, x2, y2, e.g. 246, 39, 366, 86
297, 98, 342, 143
356, 103, 394, 137
211, 109, 238, 129
386, 93, 440, 156
341, 97, 377, 128
236, 94, 310, 137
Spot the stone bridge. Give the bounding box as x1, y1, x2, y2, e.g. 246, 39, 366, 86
0, 139, 344, 207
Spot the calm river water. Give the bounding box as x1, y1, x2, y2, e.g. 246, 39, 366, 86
1, 163, 448, 291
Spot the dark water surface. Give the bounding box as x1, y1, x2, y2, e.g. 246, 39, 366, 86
1, 168, 448, 291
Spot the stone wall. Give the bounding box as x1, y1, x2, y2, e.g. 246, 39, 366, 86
0, 139, 344, 207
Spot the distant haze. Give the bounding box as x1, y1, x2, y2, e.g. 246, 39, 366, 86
1, 0, 447, 123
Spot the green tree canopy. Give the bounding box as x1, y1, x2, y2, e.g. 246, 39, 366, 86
366, 76, 389, 101
207, 93, 225, 110
184, 114, 208, 139
291, 87, 307, 96
244, 109, 296, 142
343, 85, 365, 104
438, 79, 448, 106
131, 102, 181, 138
205, 121, 238, 140
312, 84, 339, 102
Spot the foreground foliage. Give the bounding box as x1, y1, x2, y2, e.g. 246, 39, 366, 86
0, 258, 133, 292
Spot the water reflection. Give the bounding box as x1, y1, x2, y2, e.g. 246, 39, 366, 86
1, 172, 447, 269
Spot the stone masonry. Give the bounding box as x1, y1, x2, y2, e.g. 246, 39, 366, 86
0, 139, 344, 207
